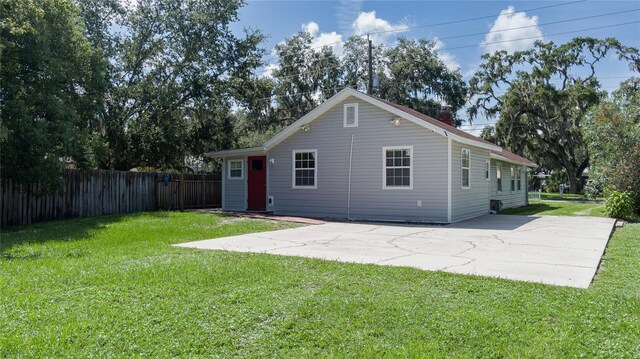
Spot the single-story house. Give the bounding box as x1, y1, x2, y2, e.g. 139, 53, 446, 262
207, 88, 536, 223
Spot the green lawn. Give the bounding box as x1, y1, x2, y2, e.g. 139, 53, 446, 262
500, 200, 606, 217
1, 211, 639, 357
538, 192, 604, 201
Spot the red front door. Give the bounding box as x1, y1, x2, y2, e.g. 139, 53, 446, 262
247, 156, 267, 211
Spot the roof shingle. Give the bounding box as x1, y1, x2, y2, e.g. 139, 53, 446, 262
363, 92, 535, 167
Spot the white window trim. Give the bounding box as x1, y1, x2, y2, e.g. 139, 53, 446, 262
485, 160, 490, 181
343, 103, 359, 128
291, 149, 318, 189
227, 159, 244, 180
382, 146, 413, 190
497, 164, 502, 194
461, 148, 470, 189
510, 166, 515, 193
517, 168, 522, 192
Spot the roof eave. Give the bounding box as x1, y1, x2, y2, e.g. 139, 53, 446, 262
204, 146, 266, 158
490, 153, 537, 168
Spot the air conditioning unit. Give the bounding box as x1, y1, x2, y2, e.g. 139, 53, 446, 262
490, 200, 503, 212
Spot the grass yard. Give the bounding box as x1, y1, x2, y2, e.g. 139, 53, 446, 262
1, 211, 639, 357
500, 200, 606, 217
538, 192, 604, 201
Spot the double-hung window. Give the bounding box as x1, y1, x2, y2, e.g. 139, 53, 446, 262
344, 103, 358, 127
383, 146, 412, 189
292, 150, 317, 189
496, 164, 502, 193
517, 168, 522, 191
228, 159, 243, 179
510, 167, 515, 192
461, 148, 470, 189
485, 161, 490, 180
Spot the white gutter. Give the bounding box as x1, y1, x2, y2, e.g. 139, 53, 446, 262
489, 153, 537, 168
204, 146, 266, 158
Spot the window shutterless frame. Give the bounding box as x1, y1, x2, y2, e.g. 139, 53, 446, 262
343, 103, 358, 128
485, 160, 490, 180
227, 159, 243, 180
461, 148, 470, 189
291, 149, 317, 189
382, 146, 413, 190
510, 166, 515, 192
496, 164, 502, 193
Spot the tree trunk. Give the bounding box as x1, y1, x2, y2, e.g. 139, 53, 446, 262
566, 169, 580, 194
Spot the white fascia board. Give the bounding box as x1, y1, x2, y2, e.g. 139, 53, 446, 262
263, 89, 354, 150
490, 153, 537, 168
204, 147, 266, 158
450, 136, 502, 151
257, 87, 500, 153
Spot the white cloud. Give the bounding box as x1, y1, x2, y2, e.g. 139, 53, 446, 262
433, 38, 460, 71
351, 11, 408, 45
481, 6, 543, 54
260, 63, 279, 78
301, 21, 344, 56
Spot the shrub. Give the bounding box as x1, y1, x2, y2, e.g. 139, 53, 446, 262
604, 191, 634, 220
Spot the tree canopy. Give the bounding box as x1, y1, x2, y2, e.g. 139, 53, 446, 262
1, 0, 107, 190
469, 37, 639, 193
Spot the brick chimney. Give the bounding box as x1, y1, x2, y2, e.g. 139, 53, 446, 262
439, 105, 454, 127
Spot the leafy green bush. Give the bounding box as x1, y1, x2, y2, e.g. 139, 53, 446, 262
604, 191, 634, 219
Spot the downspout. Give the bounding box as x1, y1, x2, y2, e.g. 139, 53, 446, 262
347, 134, 354, 220
447, 135, 452, 223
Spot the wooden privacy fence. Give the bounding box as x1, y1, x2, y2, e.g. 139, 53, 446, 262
154, 174, 221, 211
1, 170, 221, 227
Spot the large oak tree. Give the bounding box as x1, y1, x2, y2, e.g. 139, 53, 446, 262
469, 37, 639, 193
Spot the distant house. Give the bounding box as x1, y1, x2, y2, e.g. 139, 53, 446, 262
207, 88, 536, 223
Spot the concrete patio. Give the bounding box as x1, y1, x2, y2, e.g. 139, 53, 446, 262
176, 215, 617, 288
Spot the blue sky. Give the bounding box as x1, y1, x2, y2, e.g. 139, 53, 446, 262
233, 0, 640, 130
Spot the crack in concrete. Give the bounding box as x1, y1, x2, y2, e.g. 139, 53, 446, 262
441, 257, 476, 271
376, 253, 417, 264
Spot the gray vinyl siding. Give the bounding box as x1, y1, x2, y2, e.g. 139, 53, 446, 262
490, 159, 528, 209
267, 96, 448, 222
223, 156, 246, 211
450, 142, 491, 222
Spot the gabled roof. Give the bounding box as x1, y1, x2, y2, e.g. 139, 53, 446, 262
260, 88, 501, 152
206, 87, 537, 167
363, 93, 499, 148
491, 149, 537, 167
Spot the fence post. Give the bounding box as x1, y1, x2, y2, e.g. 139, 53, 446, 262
179, 174, 185, 211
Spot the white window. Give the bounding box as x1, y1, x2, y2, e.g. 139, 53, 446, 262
461, 148, 470, 189
485, 161, 490, 180
292, 150, 317, 189
344, 103, 358, 127
510, 166, 515, 192
517, 168, 522, 191
497, 164, 502, 193
383, 146, 413, 189
227, 159, 243, 179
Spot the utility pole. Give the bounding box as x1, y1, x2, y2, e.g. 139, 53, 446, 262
367, 35, 373, 95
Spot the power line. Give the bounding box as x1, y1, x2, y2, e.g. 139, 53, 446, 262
436, 9, 639, 42
263, 20, 640, 83
368, 0, 588, 36
260, 0, 589, 67
440, 20, 640, 52
260, 10, 639, 76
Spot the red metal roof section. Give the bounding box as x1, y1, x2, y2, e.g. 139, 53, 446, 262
362, 92, 535, 166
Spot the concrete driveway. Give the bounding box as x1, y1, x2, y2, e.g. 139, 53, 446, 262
177, 215, 616, 288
